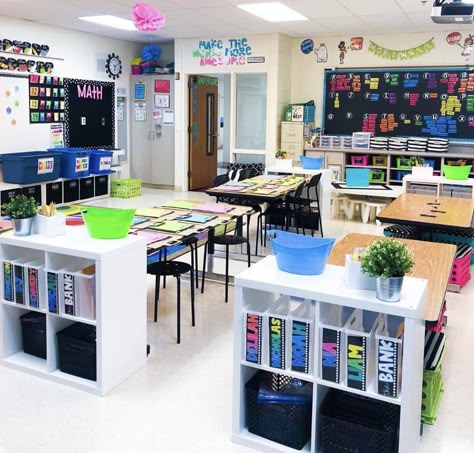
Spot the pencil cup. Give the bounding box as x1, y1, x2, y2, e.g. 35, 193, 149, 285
34, 213, 66, 237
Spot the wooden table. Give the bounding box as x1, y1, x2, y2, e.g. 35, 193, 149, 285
376, 193, 474, 231
327, 233, 456, 324
206, 174, 306, 203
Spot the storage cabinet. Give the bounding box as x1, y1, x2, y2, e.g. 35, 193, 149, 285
403, 175, 474, 198
281, 122, 313, 164
232, 256, 426, 453
0, 227, 147, 395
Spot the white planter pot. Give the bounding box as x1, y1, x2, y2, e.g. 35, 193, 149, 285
344, 255, 376, 290
411, 166, 433, 178
275, 158, 293, 169
34, 213, 66, 237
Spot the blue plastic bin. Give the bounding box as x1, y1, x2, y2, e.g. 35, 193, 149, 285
89, 150, 114, 175
300, 156, 324, 170
1, 151, 61, 184
269, 230, 335, 275
49, 148, 91, 178
346, 168, 370, 187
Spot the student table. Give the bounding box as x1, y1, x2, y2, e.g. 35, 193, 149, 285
376, 193, 474, 232
327, 232, 457, 325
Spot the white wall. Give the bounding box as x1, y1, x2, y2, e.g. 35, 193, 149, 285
290, 31, 474, 128
0, 15, 141, 154
173, 33, 277, 191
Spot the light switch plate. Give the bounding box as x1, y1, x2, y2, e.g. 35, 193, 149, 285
81, 117, 86, 126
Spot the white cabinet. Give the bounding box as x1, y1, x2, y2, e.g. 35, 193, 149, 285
403, 175, 474, 198
0, 227, 147, 395
232, 256, 426, 453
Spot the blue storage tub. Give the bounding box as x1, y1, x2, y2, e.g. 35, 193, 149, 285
269, 230, 335, 275
300, 156, 324, 170
1, 151, 61, 184
48, 148, 91, 178
346, 168, 370, 187
89, 150, 114, 175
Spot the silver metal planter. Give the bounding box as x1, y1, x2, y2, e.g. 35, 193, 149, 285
12, 217, 35, 236
376, 276, 404, 302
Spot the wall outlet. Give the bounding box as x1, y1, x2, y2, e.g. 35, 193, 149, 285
81, 117, 86, 126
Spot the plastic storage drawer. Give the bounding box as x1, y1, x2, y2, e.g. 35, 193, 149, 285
49, 148, 91, 178
89, 150, 113, 175
20, 312, 46, 359
57, 322, 97, 381
1, 151, 61, 184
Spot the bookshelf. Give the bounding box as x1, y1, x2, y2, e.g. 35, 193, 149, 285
0, 227, 147, 395
232, 256, 427, 453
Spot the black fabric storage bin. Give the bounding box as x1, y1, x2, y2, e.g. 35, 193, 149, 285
321, 389, 400, 453
21, 185, 42, 206
63, 179, 79, 203
1, 188, 22, 215
79, 177, 95, 200
46, 181, 63, 205
57, 323, 97, 381
94, 175, 109, 196
246, 371, 312, 450
20, 312, 46, 359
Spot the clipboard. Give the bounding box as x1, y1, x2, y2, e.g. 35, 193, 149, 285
193, 203, 234, 214
162, 200, 198, 210
135, 208, 173, 218
175, 213, 217, 224
147, 220, 193, 233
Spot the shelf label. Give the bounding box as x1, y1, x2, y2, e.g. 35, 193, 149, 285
321, 328, 341, 383
3, 261, 14, 302
268, 316, 286, 370
377, 339, 400, 398
291, 320, 310, 374
245, 312, 262, 364
347, 336, 367, 391
37, 157, 54, 174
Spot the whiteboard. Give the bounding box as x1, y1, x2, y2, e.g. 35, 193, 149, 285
0, 74, 51, 154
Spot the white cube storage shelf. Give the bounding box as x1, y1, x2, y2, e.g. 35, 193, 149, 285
0, 227, 147, 396
233, 256, 427, 453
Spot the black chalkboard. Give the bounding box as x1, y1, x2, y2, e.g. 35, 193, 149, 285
64, 78, 115, 149
323, 67, 474, 141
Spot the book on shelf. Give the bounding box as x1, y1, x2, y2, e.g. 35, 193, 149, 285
3, 261, 14, 302
27, 266, 40, 309
14, 264, 26, 305
47, 271, 59, 314
62, 271, 76, 316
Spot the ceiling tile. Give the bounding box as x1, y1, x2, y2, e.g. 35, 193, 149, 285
322, 16, 376, 35
394, 0, 432, 14
360, 14, 417, 34
337, 0, 403, 16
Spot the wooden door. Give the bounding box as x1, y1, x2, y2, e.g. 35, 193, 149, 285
188, 75, 218, 190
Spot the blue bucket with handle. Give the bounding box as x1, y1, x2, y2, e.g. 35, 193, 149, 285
269, 230, 335, 275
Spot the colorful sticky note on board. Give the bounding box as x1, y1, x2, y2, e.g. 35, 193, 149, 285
31, 112, 39, 122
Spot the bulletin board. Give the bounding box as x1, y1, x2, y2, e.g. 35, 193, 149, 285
0, 74, 51, 153
64, 78, 115, 149
323, 67, 474, 141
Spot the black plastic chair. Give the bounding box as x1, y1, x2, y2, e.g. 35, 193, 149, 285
291, 174, 324, 237
261, 182, 306, 246
201, 226, 251, 303
147, 236, 199, 344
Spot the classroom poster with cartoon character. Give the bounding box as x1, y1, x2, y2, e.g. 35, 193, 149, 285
446, 32, 473, 62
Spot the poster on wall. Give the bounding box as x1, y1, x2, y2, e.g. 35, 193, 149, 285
29, 74, 65, 123
50, 124, 64, 148
64, 78, 115, 149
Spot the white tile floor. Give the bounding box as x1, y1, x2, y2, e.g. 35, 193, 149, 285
0, 187, 472, 453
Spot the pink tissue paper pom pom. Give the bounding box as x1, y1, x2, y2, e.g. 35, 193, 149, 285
132, 2, 166, 32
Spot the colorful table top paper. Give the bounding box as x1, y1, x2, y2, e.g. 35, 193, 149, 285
132, 216, 150, 226
162, 200, 199, 210
147, 220, 193, 233
56, 205, 82, 216
135, 208, 173, 218
193, 203, 234, 214
132, 230, 170, 244
215, 184, 247, 192
175, 213, 217, 224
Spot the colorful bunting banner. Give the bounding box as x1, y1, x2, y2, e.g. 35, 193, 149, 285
368, 38, 435, 60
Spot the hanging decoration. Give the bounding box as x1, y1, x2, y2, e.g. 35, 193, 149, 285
131, 2, 166, 32
141, 44, 161, 62
368, 38, 435, 60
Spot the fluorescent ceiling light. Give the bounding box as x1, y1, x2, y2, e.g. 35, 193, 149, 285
78, 15, 136, 31
237, 2, 307, 22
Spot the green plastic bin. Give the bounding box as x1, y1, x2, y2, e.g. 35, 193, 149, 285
82, 207, 135, 239
442, 164, 472, 181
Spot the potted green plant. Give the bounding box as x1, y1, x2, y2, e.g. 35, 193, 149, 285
360, 238, 414, 302
2, 194, 37, 236
275, 149, 292, 169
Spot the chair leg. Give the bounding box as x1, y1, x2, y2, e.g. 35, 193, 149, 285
194, 244, 199, 289
176, 275, 181, 344
163, 250, 167, 289
225, 244, 229, 303
190, 264, 195, 327
201, 242, 207, 294
154, 273, 160, 322
247, 240, 251, 268
255, 214, 261, 256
